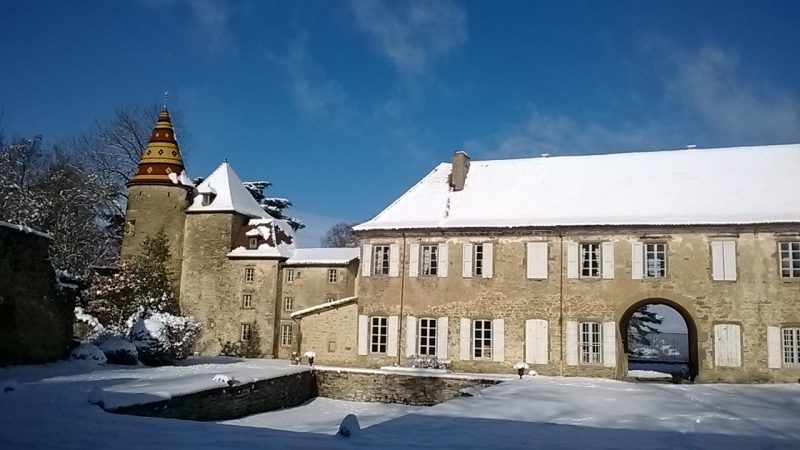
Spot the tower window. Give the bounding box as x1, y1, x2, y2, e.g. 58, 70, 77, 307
201, 193, 216, 206
248, 237, 258, 249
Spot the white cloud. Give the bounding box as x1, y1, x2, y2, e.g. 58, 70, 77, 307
349, 0, 467, 77
139, 0, 238, 54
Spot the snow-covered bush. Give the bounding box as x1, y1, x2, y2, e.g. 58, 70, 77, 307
406, 354, 449, 370
513, 362, 530, 370
94, 332, 138, 365
70, 343, 107, 365
337, 414, 360, 438
129, 312, 202, 366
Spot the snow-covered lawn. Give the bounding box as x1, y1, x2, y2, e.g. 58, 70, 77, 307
2, 359, 799, 449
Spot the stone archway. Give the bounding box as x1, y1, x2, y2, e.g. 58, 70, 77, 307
619, 298, 699, 380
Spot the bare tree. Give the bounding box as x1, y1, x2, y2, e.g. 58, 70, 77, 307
321, 222, 359, 247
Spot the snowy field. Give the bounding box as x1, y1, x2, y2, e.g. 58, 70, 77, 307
2, 359, 800, 449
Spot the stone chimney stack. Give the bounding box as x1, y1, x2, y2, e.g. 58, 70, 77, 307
449, 150, 471, 192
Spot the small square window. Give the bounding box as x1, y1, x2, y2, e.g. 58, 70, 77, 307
242, 294, 252, 308
240, 323, 252, 342
248, 237, 258, 249
328, 269, 338, 283
326, 297, 336, 303
244, 267, 255, 283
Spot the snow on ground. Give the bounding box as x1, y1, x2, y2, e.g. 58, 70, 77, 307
224, 397, 424, 434
1, 359, 800, 449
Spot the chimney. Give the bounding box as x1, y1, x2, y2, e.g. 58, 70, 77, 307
449, 150, 471, 192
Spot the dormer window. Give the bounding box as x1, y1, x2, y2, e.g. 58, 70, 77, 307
201, 193, 215, 206
248, 237, 258, 249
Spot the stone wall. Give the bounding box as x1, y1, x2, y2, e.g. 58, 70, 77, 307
299, 302, 360, 366
109, 371, 316, 421
314, 369, 502, 406
0, 224, 73, 365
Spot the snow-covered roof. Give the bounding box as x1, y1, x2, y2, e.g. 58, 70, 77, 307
290, 296, 358, 319
227, 218, 295, 258
187, 162, 268, 218
354, 144, 800, 231
284, 248, 360, 265
0, 221, 51, 239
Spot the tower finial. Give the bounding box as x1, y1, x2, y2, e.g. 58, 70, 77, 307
163, 91, 169, 110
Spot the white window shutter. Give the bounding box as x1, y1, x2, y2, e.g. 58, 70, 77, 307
601, 242, 615, 279
767, 326, 782, 369
602, 321, 616, 368
492, 318, 504, 362
387, 316, 399, 357
566, 321, 578, 366
389, 243, 400, 277
723, 241, 737, 281
438, 243, 449, 278
437, 317, 449, 360
525, 319, 549, 364
357, 315, 368, 355
459, 318, 471, 360
409, 244, 419, 278
483, 243, 494, 278
567, 242, 579, 278
405, 316, 417, 357
711, 241, 725, 281
631, 242, 644, 280
361, 244, 373, 277
527, 242, 548, 279
714, 323, 741, 367
462, 243, 474, 278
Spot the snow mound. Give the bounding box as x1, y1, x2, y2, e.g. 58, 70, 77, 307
337, 414, 360, 438
513, 362, 530, 370
213, 374, 238, 386
1, 379, 20, 393
528, 369, 538, 376
459, 386, 482, 397
628, 370, 673, 380
70, 344, 107, 365
96, 335, 138, 365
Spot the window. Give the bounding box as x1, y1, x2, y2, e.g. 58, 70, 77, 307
644, 243, 667, 278
473, 320, 492, 359
244, 267, 255, 283
285, 268, 294, 282
284, 297, 293, 311
281, 324, 293, 346
201, 193, 215, 206
473, 243, 484, 277
326, 297, 336, 303
328, 269, 338, 283
780, 242, 800, 279
373, 245, 391, 275
418, 318, 438, 356
328, 341, 336, 352
579, 322, 602, 365
125, 219, 135, 236
580, 243, 601, 278
240, 323, 252, 342
248, 237, 258, 249
370, 316, 388, 353
783, 328, 800, 367
242, 294, 252, 308
420, 245, 439, 276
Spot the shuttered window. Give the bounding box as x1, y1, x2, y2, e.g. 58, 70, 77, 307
780, 242, 800, 279
783, 328, 800, 367
370, 316, 388, 353
579, 322, 602, 365
418, 318, 437, 356
473, 320, 492, 359
373, 245, 391, 276
421, 245, 439, 276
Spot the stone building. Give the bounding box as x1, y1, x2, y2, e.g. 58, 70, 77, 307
121, 108, 358, 358
297, 145, 800, 383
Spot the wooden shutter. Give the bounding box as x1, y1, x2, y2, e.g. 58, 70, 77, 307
602, 321, 616, 368
409, 244, 419, 278
601, 242, 615, 279
437, 317, 449, 359
527, 242, 548, 279
767, 326, 782, 369
389, 243, 400, 277
631, 242, 644, 280
462, 243, 473, 278
566, 321, 578, 365
459, 318, 471, 360
483, 243, 494, 278
723, 240, 737, 281
714, 323, 742, 367
438, 243, 449, 278
567, 242, 579, 278
361, 244, 373, 277
387, 316, 399, 357
357, 315, 369, 355
405, 316, 417, 357
711, 241, 725, 281
492, 318, 505, 362
525, 319, 549, 364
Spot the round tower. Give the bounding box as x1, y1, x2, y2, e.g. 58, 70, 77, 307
120, 107, 191, 290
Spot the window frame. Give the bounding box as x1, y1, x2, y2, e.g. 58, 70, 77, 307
369, 316, 389, 354
284, 296, 293, 311
242, 294, 252, 309
418, 317, 438, 356
420, 244, 439, 276
779, 241, 800, 279
248, 236, 258, 249
644, 242, 667, 278
328, 269, 338, 283
473, 243, 484, 277
280, 324, 293, 346
472, 319, 493, 359
285, 268, 295, 283
579, 321, 602, 365
240, 323, 252, 342
244, 267, 255, 283
783, 327, 800, 368
579, 243, 601, 278
373, 245, 391, 276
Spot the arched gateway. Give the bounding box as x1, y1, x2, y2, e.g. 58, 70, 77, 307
619, 298, 699, 380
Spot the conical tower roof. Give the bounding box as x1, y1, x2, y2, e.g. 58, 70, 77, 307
129, 108, 187, 186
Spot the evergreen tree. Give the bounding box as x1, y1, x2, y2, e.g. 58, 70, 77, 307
321, 222, 359, 247
242, 181, 305, 230
629, 305, 663, 346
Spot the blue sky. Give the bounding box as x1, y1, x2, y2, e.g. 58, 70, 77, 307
2, 0, 799, 246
